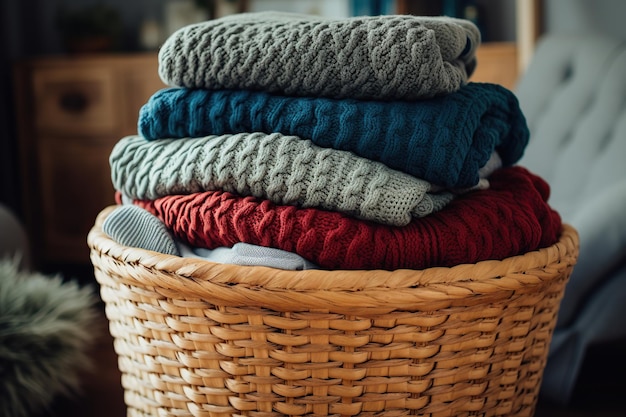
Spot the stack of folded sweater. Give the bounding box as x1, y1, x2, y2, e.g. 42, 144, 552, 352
105, 11, 562, 271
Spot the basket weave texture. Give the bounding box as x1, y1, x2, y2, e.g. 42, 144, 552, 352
89, 206, 579, 417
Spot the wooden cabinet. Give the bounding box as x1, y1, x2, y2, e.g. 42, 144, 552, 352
14, 54, 165, 266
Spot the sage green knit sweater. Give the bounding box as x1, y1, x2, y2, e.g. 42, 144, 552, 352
110, 133, 458, 227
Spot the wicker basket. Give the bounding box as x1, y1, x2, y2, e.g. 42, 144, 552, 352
88, 206, 579, 417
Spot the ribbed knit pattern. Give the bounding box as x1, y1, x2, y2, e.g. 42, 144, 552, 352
110, 134, 454, 226
158, 11, 480, 100
102, 204, 180, 256
132, 166, 562, 270
139, 82, 527, 187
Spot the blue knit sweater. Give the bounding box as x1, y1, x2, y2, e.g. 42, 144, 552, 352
138, 82, 529, 188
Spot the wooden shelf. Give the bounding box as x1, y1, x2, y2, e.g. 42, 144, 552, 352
472, 42, 519, 90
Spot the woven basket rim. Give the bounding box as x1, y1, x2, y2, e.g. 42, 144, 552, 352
89, 205, 579, 312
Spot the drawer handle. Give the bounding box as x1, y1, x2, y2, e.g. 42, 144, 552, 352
59, 91, 89, 113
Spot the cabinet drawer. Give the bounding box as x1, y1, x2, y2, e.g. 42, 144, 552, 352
32, 66, 118, 134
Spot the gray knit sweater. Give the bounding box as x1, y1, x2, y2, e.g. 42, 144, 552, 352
158, 11, 480, 100
110, 134, 455, 227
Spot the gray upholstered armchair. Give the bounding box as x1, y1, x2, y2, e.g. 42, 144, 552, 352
515, 32, 626, 405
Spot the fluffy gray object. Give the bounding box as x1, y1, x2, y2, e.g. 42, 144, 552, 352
0, 258, 99, 417
158, 11, 480, 100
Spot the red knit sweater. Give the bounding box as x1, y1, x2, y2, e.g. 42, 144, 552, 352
131, 166, 562, 270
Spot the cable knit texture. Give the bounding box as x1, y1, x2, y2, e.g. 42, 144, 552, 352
132, 167, 562, 270
139, 83, 527, 187
157, 11, 480, 100
110, 134, 454, 226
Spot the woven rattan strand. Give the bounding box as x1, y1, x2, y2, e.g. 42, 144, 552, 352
89, 206, 579, 417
